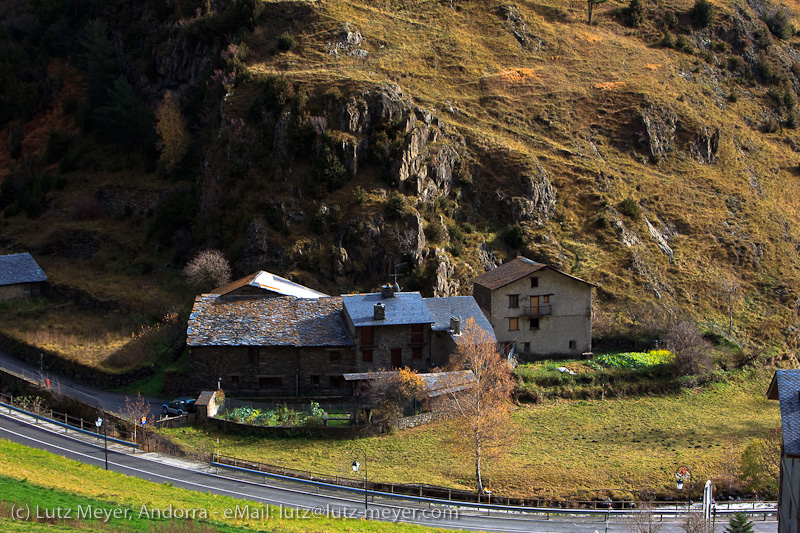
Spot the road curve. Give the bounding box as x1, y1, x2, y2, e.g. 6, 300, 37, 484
0, 410, 778, 533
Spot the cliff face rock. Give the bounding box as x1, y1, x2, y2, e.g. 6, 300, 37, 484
640, 105, 677, 160
512, 161, 556, 226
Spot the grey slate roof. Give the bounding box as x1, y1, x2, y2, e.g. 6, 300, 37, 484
0, 253, 47, 286
768, 369, 800, 457
341, 291, 435, 327
472, 256, 594, 290
187, 295, 353, 347
424, 296, 497, 343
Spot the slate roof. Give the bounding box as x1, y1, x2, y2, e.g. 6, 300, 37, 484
187, 295, 352, 347
768, 369, 800, 457
0, 253, 47, 286
211, 270, 327, 299
424, 296, 497, 344
341, 291, 435, 327
472, 256, 593, 290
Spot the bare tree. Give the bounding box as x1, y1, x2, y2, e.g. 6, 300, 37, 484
627, 500, 664, 533
717, 277, 741, 336
183, 249, 231, 291
120, 393, 151, 444
430, 318, 514, 494
587, 0, 607, 24
665, 321, 712, 376
682, 511, 708, 533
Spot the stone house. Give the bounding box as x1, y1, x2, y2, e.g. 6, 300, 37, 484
472, 256, 593, 357
0, 253, 47, 302
768, 369, 800, 533
211, 270, 328, 299
187, 279, 494, 398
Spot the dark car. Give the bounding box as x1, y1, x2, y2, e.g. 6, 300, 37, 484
162, 397, 196, 417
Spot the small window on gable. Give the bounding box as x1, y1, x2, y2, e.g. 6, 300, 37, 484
530, 318, 539, 330
569, 340, 577, 350
508, 294, 519, 308
531, 277, 539, 288
509, 317, 519, 331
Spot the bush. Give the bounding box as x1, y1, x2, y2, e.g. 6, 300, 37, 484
764, 9, 795, 40
689, 0, 714, 28
424, 220, 445, 243
623, 0, 644, 27
619, 197, 641, 220
595, 350, 674, 369
384, 192, 408, 220
665, 321, 712, 376
661, 32, 675, 49
183, 249, 232, 291
276, 32, 296, 52
502, 224, 525, 249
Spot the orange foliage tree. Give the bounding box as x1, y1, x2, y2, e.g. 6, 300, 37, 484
430, 318, 514, 494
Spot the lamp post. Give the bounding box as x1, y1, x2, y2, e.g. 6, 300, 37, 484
676, 466, 693, 511
351, 447, 368, 515
96, 417, 108, 470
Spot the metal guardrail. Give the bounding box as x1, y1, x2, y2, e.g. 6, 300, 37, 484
0, 398, 138, 449
0, 358, 101, 408
211, 461, 777, 519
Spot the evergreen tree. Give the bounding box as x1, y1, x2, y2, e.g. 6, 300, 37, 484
78, 18, 117, 107
725, 512, 754, 533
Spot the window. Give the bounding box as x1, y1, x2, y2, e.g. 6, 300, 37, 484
360, 326, 374, 346
412, 347, 423, 359
258, 376, 282, 388
508, 317, 519, 331
410, 324, 424, 344
569, 340, 577, 350
391, 349, 402, 368
361, 349, 373, 362
523, 342, 530, 352
329, 350, 341, 363
248, 347, 259, 365
530, 318, 539, 330
531, 277, 539, 288
229, 375, 240, 385
508, 294, 519, 308
310, 374, 320, 386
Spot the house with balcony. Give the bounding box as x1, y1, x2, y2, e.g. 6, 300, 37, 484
472, 256, 593, 358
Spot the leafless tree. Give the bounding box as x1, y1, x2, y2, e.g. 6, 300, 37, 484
682, 511, 709, 533
627, 500, 664, 533
717, 277, 741, 336
666, 321, 712, 376
429, 318, 514, 494
183, 249, 231, 291
120, 393, 151, 444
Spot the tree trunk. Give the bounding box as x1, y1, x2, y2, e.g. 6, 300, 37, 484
587, 0, 594, 24
475, 434, 483, 494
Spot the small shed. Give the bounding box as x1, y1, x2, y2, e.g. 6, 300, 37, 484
767, 369, 800, 533
195, 390, 224, 420
0, 253, 47, 302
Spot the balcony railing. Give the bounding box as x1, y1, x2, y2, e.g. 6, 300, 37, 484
522, 304, 553, 317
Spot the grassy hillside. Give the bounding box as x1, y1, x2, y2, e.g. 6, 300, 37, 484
1, 0, 800, 369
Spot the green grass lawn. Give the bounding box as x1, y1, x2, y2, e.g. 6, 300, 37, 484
161, 370, 779, 500
0, 439, 453, 532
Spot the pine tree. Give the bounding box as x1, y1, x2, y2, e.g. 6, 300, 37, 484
725, 512, 755, 533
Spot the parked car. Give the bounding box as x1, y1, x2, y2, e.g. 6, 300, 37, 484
162, 397, 196, 417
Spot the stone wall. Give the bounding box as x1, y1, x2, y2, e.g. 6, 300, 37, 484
390, 410, 448, 430
351, 323, 432, 372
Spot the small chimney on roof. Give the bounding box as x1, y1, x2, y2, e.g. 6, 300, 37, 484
450, 316, 461, 335
374, 302, 386, 320
381, 285, 395, 299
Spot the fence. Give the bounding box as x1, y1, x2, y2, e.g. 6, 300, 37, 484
0, 358, 101, 408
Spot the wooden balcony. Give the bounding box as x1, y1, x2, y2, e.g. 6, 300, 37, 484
522, 304, 552, 317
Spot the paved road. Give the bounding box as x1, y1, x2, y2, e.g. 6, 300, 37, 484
0, 409, 778, 533
0, 349, 165, 417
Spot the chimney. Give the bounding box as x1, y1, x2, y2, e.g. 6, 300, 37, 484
381, 285, 395, 298
450, 316, 461, 335
374, 302, 386, 320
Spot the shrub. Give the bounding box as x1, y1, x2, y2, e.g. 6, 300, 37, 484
689, 0, 714, 28
619, 197, 641, 220
276, 32, 296, 52
661, 32, 675, 49
384, 192, 408, 220
502, 224, 525, 249
623, 0, 644, 27
764, 9, 794, 40
183, 249, 231, 291
424, 220, 445, 243
665, 321, 712, 376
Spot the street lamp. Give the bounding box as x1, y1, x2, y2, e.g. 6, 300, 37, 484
351, 447, 368, 515
96, 417, 108, 470
676, 466, 693, 510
